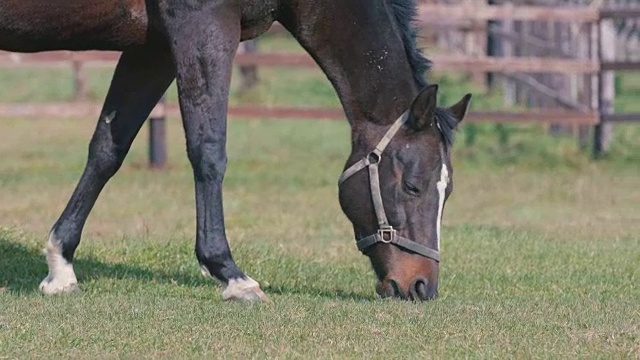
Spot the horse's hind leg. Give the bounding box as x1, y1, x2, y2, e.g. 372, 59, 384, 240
39, 43, 175, 294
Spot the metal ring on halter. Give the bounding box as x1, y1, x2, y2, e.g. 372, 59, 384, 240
366, 151, 381, 166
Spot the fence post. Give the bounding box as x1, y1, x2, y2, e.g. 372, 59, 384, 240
578, 19, 592, 149
72, 60, 87, 100
502, 3, 516, 108
149, 96, 167, 168
238, 40, 259, 91
594, 17, 615, 157
486, 0, 502, 90
588, 20, 601, 155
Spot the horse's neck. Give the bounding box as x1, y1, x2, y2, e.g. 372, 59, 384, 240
280, 1, 419, 127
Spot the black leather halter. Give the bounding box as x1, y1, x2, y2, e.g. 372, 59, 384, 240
338, 112, 440, 262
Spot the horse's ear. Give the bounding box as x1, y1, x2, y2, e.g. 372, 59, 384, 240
448, 93, 472, 124
407, 84, 438, 131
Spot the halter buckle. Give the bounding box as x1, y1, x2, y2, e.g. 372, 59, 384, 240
378, 226, 396, 244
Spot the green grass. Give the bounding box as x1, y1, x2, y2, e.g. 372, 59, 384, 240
1, 116, 639, 358
1, 40, 639, 357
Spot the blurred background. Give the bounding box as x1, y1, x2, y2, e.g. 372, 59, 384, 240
0, 0, 638, 165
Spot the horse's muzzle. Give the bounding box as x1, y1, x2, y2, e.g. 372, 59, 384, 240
376, 276, 437, 301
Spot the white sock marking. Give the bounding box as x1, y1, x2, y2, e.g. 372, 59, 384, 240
435, 163, 449, 251
222, 276, 267, 302
39, 232, 78, 295
201, 266, 269, 302
200, 265, 224, 286
200, 265, 212, 278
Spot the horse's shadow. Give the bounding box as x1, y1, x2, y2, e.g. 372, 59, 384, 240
0, 238, 374, 301
0, 238, 212, 294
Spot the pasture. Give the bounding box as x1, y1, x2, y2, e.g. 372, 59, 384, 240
0, 64, 639, 358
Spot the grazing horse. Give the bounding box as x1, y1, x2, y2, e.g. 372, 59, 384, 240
0, 0, 471, 301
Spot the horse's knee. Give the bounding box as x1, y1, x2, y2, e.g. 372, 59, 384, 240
187, 141, 227, 182
86, 122, 127, 179
88, 150, 121, 179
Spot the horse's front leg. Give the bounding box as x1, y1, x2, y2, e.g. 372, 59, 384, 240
160, 2, 267, 302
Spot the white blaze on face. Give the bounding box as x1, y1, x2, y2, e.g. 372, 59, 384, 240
435, 163, 449, 251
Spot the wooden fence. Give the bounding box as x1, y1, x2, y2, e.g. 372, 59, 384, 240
0, 3, 638, 164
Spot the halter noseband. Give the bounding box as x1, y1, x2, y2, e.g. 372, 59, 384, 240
338, 112, 440, 262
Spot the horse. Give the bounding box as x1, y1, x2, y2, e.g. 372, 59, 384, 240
1, 0, 471, 301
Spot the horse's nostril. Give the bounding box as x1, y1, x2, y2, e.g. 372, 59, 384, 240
388, 279, 406, 299
409, 277, 430, 301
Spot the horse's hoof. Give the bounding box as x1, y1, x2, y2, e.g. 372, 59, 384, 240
222, 277, 270, 303
40, 236, 79, 295
39, 275, 78, 295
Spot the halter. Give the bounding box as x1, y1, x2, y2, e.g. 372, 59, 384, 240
338, 112, 440, 262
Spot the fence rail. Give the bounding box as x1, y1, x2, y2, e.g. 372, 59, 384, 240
0, 51, 604, 73
0, 3, 638, 164
418, 4, 600, 22
0, 102, 600, 125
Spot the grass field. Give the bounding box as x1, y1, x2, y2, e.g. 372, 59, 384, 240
1, 41, 639, 357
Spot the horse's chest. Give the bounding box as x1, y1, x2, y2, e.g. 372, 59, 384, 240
239, 0, 279, 40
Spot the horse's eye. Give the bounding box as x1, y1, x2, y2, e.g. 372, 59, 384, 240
402, 180, 421, 196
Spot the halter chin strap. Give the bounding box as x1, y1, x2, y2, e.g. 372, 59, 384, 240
339, 112, 440, 262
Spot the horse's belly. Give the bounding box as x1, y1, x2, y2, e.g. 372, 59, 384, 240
0, 0, 150, 52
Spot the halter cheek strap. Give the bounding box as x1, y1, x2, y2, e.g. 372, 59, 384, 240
339, 112, 441, 262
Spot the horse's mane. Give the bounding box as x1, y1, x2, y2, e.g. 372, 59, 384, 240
388, 0, 430, 88
389, 0, 456, 146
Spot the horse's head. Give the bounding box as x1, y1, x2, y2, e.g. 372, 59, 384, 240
339, 85, 471, 301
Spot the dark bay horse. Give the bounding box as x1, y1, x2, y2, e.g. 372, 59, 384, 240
1, 0, 471, 301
